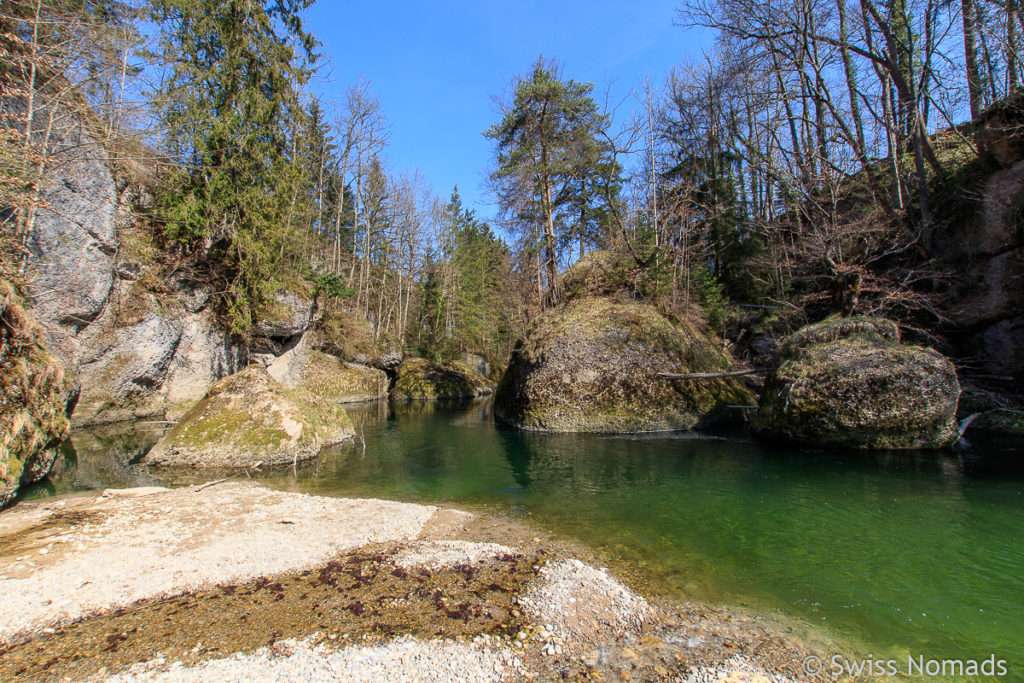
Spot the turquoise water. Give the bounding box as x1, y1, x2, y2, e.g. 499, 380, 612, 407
29, 399, 1024, 679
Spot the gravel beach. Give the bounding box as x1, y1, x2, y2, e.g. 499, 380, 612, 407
0, 483, 823, 682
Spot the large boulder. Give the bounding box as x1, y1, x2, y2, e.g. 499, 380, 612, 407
252, 289, 318, 339
0, 281, 73, 506
978, 93, 1024, 167
753, 317, 961, 449
297, 352, 388, 403
268, 336, 387, 404
392, 358, 492, 400
494, 296, 754, 433
144, 366, 353, 468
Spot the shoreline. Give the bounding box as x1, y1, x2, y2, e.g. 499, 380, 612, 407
0, 482, 827, 681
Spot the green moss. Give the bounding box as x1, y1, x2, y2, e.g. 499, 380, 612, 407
392, 358, 490, 400
316, 308, 377, 361
301, 351, 387, 402
754, 318, 961, 449
0, 280, 71, 505
147, 366, 353, 468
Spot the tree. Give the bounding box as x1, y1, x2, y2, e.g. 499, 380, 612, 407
485, 58, 608, 305
1, 0, 140, 278
417, 188, 513, 362
149, 0, 316, 334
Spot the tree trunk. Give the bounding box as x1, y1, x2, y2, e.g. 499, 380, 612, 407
1009, 0, 1020, 92
962, 0, 984, 144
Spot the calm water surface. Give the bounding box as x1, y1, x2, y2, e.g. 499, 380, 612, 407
25, 399, 1024, 679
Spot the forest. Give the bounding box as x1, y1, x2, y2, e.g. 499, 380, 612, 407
1, 0, 1020, 369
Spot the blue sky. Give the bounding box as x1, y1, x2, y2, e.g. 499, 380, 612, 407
303, 1, 712, 221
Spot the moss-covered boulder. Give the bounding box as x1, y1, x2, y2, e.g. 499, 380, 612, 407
391, 358, 492, 400
297, 351, 388, 403
494, 296, 754, 433
1, 281, 72, 507
753, 317, 961, 449
144, 365, 353, 468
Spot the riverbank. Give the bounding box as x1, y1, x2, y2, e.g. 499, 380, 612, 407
0, 482, 822, 681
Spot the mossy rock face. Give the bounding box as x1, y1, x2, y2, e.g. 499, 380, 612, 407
299, 351, 388, 403
559, 250, 627, 302
0, 281, 72, 507
144, 365, 353, 468
315, 308, 376, 360
494, 296, 754, 433
754, 317, 961, 449
391, 358, 492, 400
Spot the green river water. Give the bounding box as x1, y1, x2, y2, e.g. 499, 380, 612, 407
23, 399, 1024, 680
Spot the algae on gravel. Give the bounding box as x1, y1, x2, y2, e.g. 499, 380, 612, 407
0, 544, 542, 682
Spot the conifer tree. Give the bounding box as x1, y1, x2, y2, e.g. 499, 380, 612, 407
485, 58, 608, 305
150, 0, 315, 334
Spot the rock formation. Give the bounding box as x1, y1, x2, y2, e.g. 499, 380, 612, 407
495, 293, 753, 433
0, 281, 73, 506
144, 365, 354, 468
754, 317, 961, 449
391, 358, 492, 400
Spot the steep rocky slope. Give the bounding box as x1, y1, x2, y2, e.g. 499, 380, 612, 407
0, 281, 73, 506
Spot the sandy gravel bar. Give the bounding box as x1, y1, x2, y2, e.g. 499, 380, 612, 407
99, 636, 512, 683
0, 482, 436, 643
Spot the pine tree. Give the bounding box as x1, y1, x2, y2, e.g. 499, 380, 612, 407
485, 58, 608, 304
418, 188, 512, 362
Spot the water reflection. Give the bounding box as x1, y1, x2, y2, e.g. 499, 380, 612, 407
17, 398, 1024, 675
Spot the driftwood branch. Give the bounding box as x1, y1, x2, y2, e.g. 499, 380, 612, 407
194, 477, 233, 492
657, 369, 771, 380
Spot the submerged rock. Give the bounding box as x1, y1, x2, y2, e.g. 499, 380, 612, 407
753, 317, 961, 449
0, 281, 73, 506
494, 296, 753, 433
391, 358, 492, 400
144, 365, 353, 468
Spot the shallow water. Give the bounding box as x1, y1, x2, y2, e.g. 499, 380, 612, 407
25, 399, 1024, 679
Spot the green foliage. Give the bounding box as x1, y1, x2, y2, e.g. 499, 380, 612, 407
149, 0, 316, 335
485, 59, 615, 296
691, 265, 726, 331
417, 188, 514, 362
304, 267, 354, 300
